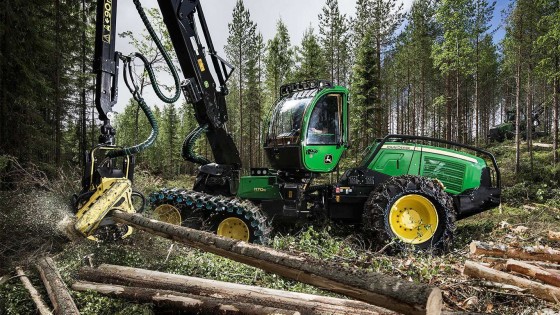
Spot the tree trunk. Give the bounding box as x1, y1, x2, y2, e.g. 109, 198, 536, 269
554, 69, 559, 165
475, 37, 479, 146
109, 210, 442, 315
80, 0, 87, 164
35, 257, 79, 315
78, 265, 396, 315
446, 72, 452, 141
526, 70, 533, 173
470, 241, 560, 263
506, 259, 560, 287
515, 50, 522, 174
479, 256, 560, 272
464, 260, 560, 303
72, 281, 299, 315
549, 230, 560, 241
15, 267, 53, 315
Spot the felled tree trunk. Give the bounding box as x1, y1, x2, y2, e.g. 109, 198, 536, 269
72, 281, 299, 315
78, 264, 396, 315
506, 259, 560, 287
470, 241, 560, 263
35, 257, 79, 315
109, 210, 442, 315
15, 267, 53, 315
463, 260, 560, 303
549, 231, 560, 241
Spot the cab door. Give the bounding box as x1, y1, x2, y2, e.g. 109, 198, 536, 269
302, 91, 348, 172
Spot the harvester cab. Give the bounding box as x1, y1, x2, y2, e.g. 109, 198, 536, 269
264, 80, 349, 174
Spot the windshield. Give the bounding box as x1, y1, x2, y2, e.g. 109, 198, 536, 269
267, 97, 313, 141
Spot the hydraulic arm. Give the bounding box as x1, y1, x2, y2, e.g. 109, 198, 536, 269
75, 0, 242, 238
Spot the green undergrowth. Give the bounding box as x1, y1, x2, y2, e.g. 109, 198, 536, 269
2, 142, 560, 314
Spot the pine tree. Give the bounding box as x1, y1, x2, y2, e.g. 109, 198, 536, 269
318, 0, 349, 85
265, 19, 293, 101
535, 0, 560, 164
293, 27, 328, 81
433, 0, 475, 142
352, 29, 379, 152
225, 0, 256, 168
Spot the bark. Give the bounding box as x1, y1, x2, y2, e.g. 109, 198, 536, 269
15, 267, 53, 315
506, 259, 560, 287
470, 241, 560, 263
72, 281, 298, 315
79, 265, 395, 315
463, 260, 560, 303
479, 256, 560, 273
109, 210, 442, 315
515, 42, 522, 174
554, 73, 559, 165
549, 231, 560, 241
35, 257, 79, 315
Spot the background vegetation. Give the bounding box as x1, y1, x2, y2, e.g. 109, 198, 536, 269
1, 0, 558, 178
1, 0, 560, 313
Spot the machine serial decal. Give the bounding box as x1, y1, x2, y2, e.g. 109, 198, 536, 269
102, 0, 112, 43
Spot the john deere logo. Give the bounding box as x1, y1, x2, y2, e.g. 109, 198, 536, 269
324, 154, 333, 164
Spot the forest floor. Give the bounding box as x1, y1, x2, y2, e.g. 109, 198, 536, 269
1, 141, 560, 314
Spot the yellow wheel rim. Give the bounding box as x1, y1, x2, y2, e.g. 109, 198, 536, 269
389, 194, 439, 244
217, 217, 250, 242
153, 204, 182, 225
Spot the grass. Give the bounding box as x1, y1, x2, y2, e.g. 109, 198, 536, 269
1, 142, 560, 314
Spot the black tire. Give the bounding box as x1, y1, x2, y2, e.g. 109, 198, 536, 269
149, 189, 271, 244
362, 175, 456, 252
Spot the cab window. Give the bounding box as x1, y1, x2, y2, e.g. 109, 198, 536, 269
306, 94, 341, 145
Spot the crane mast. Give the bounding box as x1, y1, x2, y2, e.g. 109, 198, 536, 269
92, 0, 241, 196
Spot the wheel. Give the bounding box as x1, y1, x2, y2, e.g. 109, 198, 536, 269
149, 189, 207, 229
148, 189, 270, 244
209, 200, 271, 244
152, 203, 182, 225
362, 175, 456, 252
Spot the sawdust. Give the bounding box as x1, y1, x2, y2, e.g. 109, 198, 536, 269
0, 190, 74, 272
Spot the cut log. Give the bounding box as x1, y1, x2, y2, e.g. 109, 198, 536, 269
463, 260, 560, 303
109, 210, 442, 315
479, 256, 560, 272
72, 281, 299, 315
35, 257, 79, 315
470, 241, 560, 263
78, 264, 396, 315
549, 231, 560, 241
506, 259, 560, 287
15, 267, 53, 315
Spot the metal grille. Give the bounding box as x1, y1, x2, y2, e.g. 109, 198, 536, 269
422, 156, 466, 192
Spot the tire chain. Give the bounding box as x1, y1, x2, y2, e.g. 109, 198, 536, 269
148, 188, 271, 244
363, 175, 456, 252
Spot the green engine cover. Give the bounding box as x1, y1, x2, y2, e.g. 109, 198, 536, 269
363, 142, 486, 195
237, 175, 281, 200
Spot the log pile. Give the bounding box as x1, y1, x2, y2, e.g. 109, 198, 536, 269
465, 241, 560, 303
109, 209, 443, 315
74, 264, 399, 315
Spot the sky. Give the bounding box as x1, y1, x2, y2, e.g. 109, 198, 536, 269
111, 0, 507, 113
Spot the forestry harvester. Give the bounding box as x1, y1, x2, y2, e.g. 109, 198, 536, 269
74, 0, 501, 251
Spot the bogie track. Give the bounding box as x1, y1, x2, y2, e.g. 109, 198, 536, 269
149, 189, 271, 244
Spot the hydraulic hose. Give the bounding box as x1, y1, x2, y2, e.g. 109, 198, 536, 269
108, 0, 182, 158
182, 125, 212, 165
133, 0, 181, 104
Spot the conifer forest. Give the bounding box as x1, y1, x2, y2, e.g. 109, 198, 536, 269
1, 0, 560, 314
